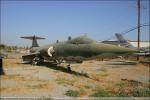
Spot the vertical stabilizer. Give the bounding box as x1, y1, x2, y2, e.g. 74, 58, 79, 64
21, 35, 45, 47
115, 33, 134, 48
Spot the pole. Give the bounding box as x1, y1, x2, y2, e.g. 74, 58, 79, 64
137, 0, 140, 60
137, 0, 140, 48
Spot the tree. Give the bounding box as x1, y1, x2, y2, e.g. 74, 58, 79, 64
68, 36, 72, 40
0, 44, 6, 50
56, 40, 59, 43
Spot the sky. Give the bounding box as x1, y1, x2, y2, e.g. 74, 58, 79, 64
1, 0, 149, 47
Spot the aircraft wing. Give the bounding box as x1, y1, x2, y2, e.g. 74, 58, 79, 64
22, 52, 40, 63
131, 52, 150, 57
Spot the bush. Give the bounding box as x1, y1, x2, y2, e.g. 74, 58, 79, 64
133, 88, 150, 97
65, 90, 79, 97
90, 89, 109, 97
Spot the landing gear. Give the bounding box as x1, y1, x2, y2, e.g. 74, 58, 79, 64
53, 57, 64, 65
67, 64, 71, 72
32, 57, 43, 65
32, 57, 39, 65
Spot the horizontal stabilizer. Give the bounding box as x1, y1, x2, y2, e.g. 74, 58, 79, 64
21, 36, 45, 40
20, 35, 45, 47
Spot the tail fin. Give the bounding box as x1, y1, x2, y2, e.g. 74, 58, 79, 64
115, 33, 134, 48
21, 35, 45, 47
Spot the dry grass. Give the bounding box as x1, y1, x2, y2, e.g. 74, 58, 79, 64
0, 74, 26, 80
25, 81, 55, 90
89, 72, 109, 81
56, 77, 77, 86
106, 79, 150, 97
1, 55, 149, 97
3, 58, 26, 68
65, 88, 90, 97
1, 74, 55, 94
0, 87, 33, 94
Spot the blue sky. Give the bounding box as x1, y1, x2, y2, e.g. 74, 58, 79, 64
1, 0, 149, 47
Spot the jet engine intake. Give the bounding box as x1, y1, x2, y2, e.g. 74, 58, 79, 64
48, 46, 55, 57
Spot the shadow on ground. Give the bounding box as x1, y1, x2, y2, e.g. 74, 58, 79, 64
17, 62, 102, 81
106, 62, 138, 65
38, 62, 89, 78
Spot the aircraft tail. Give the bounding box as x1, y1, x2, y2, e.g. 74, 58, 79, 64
21, 35, 45, 47
115, 33, 134, 48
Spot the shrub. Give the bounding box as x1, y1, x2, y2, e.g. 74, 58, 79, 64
90, 89, 109, 97
65, 90, 79, 97
133, 88, 150, 97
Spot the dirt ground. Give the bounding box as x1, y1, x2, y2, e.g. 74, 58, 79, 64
0, 53, 150, 99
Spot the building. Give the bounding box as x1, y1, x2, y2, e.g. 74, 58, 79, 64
101, 40, 149, 48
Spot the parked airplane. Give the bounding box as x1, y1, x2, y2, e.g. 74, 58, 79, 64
21, 35, 139, 68
115, 33, 150, 56
115, 33, 135, 48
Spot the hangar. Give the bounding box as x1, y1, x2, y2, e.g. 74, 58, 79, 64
101, 40, 149, 48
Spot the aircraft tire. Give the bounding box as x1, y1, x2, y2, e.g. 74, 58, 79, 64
32, 57, 40, 65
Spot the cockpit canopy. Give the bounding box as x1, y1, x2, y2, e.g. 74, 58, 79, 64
67, 36, 95, 44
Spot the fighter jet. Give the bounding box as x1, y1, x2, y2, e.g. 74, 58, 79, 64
21, 35, 139, 66
115, 33, 150, 56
